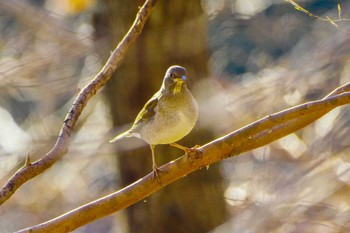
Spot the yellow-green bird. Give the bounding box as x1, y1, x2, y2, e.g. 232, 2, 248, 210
110, 65, 199, 182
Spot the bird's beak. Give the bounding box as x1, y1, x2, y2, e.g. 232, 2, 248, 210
173, 76, 187, 82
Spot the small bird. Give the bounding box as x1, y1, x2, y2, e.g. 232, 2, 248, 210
110, 65, 199, 182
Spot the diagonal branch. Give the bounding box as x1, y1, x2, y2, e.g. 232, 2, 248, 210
0, 0, 158, 206
16, 82, 350, 233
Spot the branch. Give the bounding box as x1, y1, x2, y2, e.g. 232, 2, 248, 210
285, 0, 350, 33
16, 82, 350, 232
0, 0, 158, 205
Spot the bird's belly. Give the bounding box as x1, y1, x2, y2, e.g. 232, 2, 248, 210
140, 111, 197, 145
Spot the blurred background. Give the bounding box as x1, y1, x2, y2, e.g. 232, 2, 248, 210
1, 0, 350, 232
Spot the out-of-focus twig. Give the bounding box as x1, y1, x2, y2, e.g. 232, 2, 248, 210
0, 0, 158, 206
16, 82, 350, 233
0, 0, 90, 55
285, 0, 350, 32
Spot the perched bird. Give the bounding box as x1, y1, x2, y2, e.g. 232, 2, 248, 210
110, 65, 199, 182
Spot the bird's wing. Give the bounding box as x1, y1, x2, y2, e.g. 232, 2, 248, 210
109, 92, 161, 143
129, 91, 160, 133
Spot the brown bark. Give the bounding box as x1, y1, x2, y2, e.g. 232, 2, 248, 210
95, 1, 227, 232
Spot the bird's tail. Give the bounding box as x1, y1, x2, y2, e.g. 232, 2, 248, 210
109, 130, 132, 143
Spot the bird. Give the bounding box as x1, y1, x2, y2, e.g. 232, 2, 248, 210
110, 65, 199, 183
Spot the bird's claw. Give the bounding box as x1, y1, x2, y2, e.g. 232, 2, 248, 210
184, 145, 203, 159
152, 165, 164, 185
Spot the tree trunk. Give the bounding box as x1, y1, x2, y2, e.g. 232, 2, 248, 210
93, 1, 227, 232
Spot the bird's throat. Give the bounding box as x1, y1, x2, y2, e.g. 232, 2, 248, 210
173, 81, 184, 94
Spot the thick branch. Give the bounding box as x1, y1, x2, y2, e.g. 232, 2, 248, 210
0, 0, 158, 206
17, 83, 350, 233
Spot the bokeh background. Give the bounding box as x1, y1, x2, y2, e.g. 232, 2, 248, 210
1, 0, 350, 232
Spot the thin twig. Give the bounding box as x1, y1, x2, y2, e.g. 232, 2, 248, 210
0, 0, 158, 206
285, 0, 350, 32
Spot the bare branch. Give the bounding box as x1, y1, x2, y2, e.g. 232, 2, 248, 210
0, 0, 158, 205
285, 0, 350, 32
16, 83, 350, 233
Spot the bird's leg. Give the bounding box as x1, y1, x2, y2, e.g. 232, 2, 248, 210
169, 143, 202, 158
150, 144, 162, 185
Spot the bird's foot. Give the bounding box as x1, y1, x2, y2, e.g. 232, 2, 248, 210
186, 145, 203, 159
170, 143, 203, 159
152, 165, 163, 185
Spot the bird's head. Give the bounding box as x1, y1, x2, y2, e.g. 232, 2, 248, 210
162, 65, 188, 94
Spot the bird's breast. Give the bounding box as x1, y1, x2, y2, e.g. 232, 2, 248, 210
139, 88, 198, 145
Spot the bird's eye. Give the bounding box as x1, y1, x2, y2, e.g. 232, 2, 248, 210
170, 73, 175, 78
